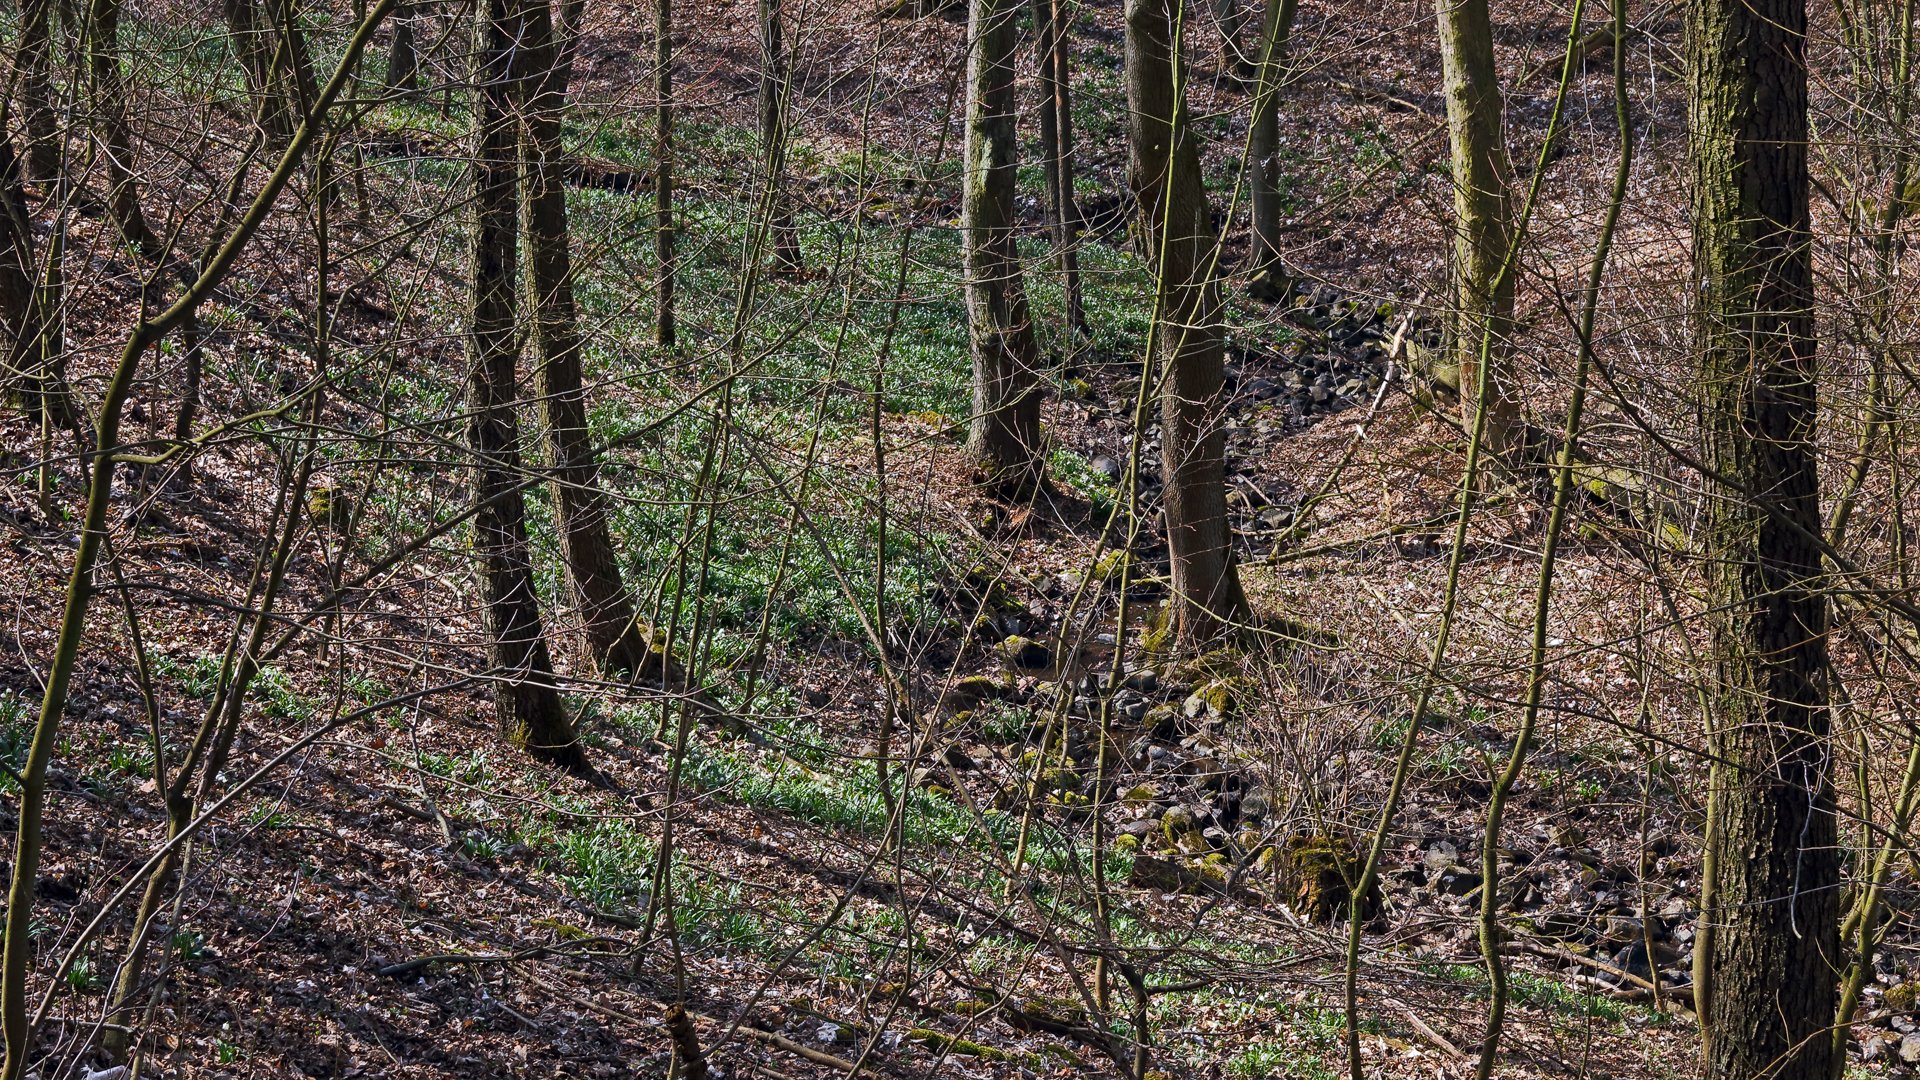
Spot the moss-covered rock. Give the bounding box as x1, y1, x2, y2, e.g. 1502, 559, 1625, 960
1282, 834, 1380, 923
908, 1028, 1009, 1060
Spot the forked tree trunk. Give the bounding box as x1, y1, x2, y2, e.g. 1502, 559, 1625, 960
88, 0, 162, 261
1125, 0, 1249, 644
758, 0, 802, 272
1032, 0, 1084, 338
470, 0, 584, 769
1246, 0, 1297, 295
1437, 0, 1523, 464
1688, 0, 1837, 1073
519, 0, 654, 676
962, 0, 1043, 487
655, 0, 676, 345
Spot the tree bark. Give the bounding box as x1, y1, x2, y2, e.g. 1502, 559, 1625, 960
17, 0, 59, 181
655, 0, 676, 345
470, 0, 584, 770
1246, 0, 1297, 295
519, 0, 654, 676
758, 0, 802, 272
87, 0, 162, 261
1032, 0, 1085, 338
385, 3, 420, 96
1437, 0, 1523, 464
1126, 0, 1249, 645
962, 0, 1044, 487
1689, 0, 1837, 1073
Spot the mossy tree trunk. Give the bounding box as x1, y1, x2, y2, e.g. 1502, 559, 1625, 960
1437, 0, 1523, 464
469, 0, 584, 769
518, 0, 653, 676
1126, 0, 1249, 644
963, 0, 1043, 487
1689, 0, 1837, 1072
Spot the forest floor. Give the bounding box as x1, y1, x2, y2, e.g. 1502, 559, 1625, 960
0, 0, 1913, 1076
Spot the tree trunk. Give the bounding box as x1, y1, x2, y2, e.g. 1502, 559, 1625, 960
1125, 0, 1249, 645
1032, 0, 1085, 338
655, 0, 675, 345
1689, 0, 1837, 1073
385, 3, 420, 96
1215, 0, 1253, 80
88, 0, 162, 261
519, 0, 654, 676
1437, 0, 1523, 464
1246, 0, 1297, 295
17, 0, 58, 180
758, 0, 802, 272
470, 0, 583, 770
963, 0, 1043, 487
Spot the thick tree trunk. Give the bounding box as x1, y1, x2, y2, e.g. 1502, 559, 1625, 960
519, 0, 653, 676
1125, 0, 1249, 645
224, 0, 317, 142
469, 0, 583, 770
1689, 0, 1837, 1074
1246, 0, 1296, 295
962, 0, 1043, 487
1032, 0, 1084, 338
758, 0, 802, 272
88, 0, 162, 261
1437, 0, 1523, 464
655, 0, 676, 345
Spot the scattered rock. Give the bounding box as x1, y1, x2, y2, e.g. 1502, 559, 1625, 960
999, 636, 1051, 669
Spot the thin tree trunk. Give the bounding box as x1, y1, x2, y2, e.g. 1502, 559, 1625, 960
963, 0, 1043, 487
1689, 0, 1837, 1072
1033, 0, 1085, 338
758, 0, 802, 272
1437, 0, 1523, 464
470, 0, 584, 770
519, 0, 654, 675
1246, 0, 1296, 296
1126, 0, 1249, 645
224, 0, 295, 140
655, 0, 676, 346
88, 0, 162, 261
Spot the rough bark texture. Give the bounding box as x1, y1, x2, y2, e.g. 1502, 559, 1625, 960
1125, 0, 1249, 643
962, 0, 1043, 486
469, 0, 583, 770
1689, 0, 1838, 1073
518, 0, 653, 676
1437, 0, 1522, 463
1247, 0, 1296, 293
1032, 0, 1084, 337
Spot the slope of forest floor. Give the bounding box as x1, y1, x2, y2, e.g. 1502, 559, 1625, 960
2, 0, 1917, 1076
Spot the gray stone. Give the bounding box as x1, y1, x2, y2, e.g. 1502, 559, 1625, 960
1898, 1033, 1920, 1064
